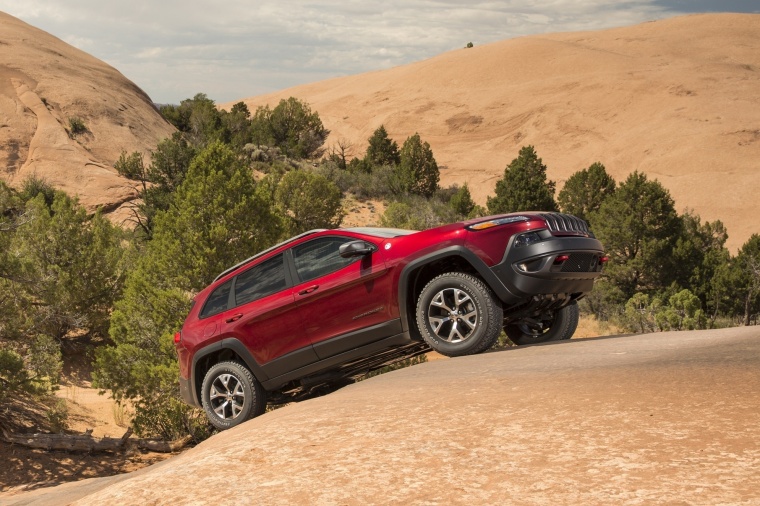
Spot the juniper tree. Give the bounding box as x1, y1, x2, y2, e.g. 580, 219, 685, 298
397, 133, 439, 198
275, 170, 344, 235
365, 125, 400, 168
487, 146, 558, 214
94, 141, 281, 438
557, 162, 615, 223
589, 171, 681, 301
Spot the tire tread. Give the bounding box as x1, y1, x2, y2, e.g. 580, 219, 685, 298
416, 272, 503, 357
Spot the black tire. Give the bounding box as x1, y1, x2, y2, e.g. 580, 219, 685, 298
416, 272, 503, 357
505, 301, 579, 346
201, 361, 266, 431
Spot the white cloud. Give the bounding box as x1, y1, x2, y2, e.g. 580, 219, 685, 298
0, 0, 728, 103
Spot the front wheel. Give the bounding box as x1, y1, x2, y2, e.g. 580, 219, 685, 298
416, 272, 503, 357
505, 301, 579, 346
201, 361, 266, 431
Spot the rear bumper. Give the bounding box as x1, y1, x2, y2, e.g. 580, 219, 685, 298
179, 375, 199, 407
490, 234, 604, 302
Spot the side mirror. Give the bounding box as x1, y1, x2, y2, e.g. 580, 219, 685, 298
339, 240, 376, 258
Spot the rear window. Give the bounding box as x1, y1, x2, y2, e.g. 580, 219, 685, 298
199, 279, 233, 319
234, 254, 287, 306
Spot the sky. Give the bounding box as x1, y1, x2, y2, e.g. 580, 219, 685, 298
1, 1, 757, 104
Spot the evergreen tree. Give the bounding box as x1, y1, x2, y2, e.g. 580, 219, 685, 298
94, 142, 281, 438
365, 125, 400, 168
5, 191, 126, 339
397, 133, 439, 198
731, 234, 760, 325
250, 97, 329, 159
380, 195, 457, 231
670, 212, 730, 318
115, 132, 197, 238
275, 170, 344, 235
1, 181, 122, 420
487, 146, 558, 214
221, 101, 253, 151
160, 93, 224, 147
449, 183, 479, 218
557, 162, 616, 223
590, 171, 681, 301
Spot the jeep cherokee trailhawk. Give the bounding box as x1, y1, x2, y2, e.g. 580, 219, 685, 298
175, 212, 606, 429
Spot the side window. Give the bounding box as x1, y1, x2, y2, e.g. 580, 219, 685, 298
292, 237, 362, 283
200, 279, 233, 319
234, 254, 287, 307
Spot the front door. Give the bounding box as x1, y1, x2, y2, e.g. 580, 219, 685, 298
289, 236, 396, 359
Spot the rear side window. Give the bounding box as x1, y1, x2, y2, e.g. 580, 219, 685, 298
200, 279, 233, 319
292, 237, 359, 283
234, 254, 287, 306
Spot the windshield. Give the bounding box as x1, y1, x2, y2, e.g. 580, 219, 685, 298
342, 227, 418, 238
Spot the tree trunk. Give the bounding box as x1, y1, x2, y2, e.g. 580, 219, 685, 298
0, 427, 191, 453
744, 293, 751, 326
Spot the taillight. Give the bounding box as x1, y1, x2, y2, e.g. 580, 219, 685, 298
554, 254, 570, 264
174, 331, 182, 344
599, 256, 609, 264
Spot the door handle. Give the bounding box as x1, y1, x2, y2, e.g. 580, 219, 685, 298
298, 285, 319, 295
225, 313, 243, 323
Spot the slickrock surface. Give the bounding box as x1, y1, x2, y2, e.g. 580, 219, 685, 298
6, 326, 759, 505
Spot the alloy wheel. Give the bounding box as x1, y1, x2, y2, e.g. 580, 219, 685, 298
426, 287, 479, 343
209, 373, 246, 420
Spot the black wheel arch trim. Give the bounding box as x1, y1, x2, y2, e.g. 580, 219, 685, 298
189, 338, 269, 407
397, 246, 518, 333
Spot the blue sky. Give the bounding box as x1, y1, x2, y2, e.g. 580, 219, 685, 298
1, 1, 757, 104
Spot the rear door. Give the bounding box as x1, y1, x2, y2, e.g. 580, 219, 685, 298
289, 236, 397, 359
223, 253, 317, 376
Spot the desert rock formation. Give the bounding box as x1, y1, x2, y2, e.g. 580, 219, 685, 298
228, 14, 760, 250
0, 11, 174, 220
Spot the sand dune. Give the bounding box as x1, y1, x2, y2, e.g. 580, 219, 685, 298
0, 11, 174, 220
226, 13, 760, 251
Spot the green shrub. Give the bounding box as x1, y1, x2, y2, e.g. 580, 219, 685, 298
114, 151, 146, 180
380, 194, 458, 230
46, 398, 69, 433
275, 170, 344, 235
68, 117, 87, 136
19, 175, 56, 207
0, 335, 62, 402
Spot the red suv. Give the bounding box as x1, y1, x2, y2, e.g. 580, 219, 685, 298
175, 212, 605, 429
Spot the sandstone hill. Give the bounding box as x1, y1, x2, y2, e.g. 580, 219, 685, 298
4, 327, 759, 504
0, 11, 174, 220
227, 13, 760, 251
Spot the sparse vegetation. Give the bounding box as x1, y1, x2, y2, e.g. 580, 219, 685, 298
0, 177, 126, 431
68, 116, 87, 136
3, 91, 758, 443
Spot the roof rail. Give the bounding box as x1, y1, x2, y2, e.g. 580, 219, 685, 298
212, 229, 327, 282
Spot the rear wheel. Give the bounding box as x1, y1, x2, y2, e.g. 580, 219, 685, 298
505, 301, 579, 346
416, 272, 503, 357
201, 361, 266, 431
